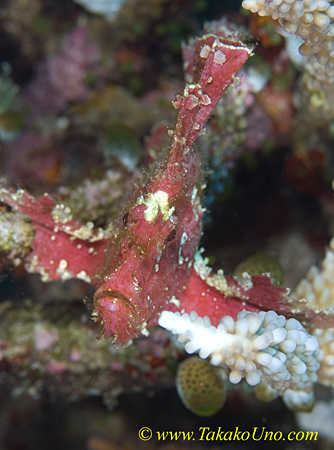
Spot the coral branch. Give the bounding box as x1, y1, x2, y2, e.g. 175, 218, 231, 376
176, 258, 334, 331
0, 188, 108, 283
159, 309, 320, 412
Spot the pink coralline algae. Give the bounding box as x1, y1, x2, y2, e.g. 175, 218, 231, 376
245, 104, 271, 151
3, 21, 318, 345
24, 27, 101, 118
2, 133, 62, 188
34, 323, 59, 351
46, 360, 67, 375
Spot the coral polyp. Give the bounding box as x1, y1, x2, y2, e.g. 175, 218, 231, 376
176, 357, 226, 416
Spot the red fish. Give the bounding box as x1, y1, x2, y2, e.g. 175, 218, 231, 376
93, 28, 253, 342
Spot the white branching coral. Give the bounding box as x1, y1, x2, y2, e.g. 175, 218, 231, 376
159, 310, 320, 411
295, 236, 334, 311
294, 236, 334, 387
312, 328, 334, 386
242, 0, 334, 106
242, 0, 334, 64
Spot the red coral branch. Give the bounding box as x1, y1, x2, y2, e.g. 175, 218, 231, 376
0, 188, 108, 283
176, 268, 334, 330
175, 268, 261, 325
174, 269, 291, 326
